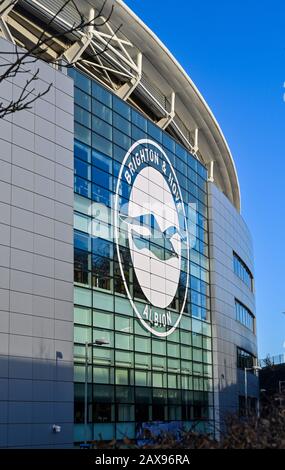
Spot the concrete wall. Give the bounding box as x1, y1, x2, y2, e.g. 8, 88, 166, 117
208, 182, 258, 432
0, 38, 74, 448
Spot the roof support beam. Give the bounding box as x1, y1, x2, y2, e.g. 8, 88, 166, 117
193, 128, 199, 154
60, 7, 94, 64
157, 92, 175, 130
208, 160, 215, 182
61, 33, 93, 64
116, 52, 142, 101
0, 0, 18, 44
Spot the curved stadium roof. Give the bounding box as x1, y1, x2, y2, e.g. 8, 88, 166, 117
10, 0, 241, 211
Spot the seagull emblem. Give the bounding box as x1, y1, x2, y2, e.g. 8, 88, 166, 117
119, 213, 183, 261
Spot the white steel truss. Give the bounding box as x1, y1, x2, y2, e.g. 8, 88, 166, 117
1, 0, 199, 157
0, 0, 18, 44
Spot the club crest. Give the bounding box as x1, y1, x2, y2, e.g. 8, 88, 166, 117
114, 139, 189, 337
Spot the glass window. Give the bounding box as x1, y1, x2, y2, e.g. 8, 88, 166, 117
74, 325, 91, 344
93, 311, 113, 329
147, 121, 162, 142
74, 140, 91, 163
113, 113, 131, 136
71, 71, 91, 93
74, 213, 91, 233
134, 321, 150, 337
74, 286, 92, 307
74, 89, 91, 111
152, 339, 166, 356
93, 384, 115, 403
135, 370, 149, 386
235, 299, 255, 332
237, 347, 255, 370
74, 230, 91, 252
92, 150, 112, 173
92, 238, 112, 259
93, 403, 114, 422
193, 349, 203, 362
168, 374, 180, 389
116, 404, 134, 422
74, 194, 92, 216
168, 358, 180, 371
74, 306, 91, 326
92, 185, 111, 206
162, 132, 175, 153
135, 353, 151, 369
116, 350, 133, 367
115, 316, 133, 334
92, 81, 112, 107
75, 158, 91, 180
233, 252, 253, 291
131, 109, 147, 131
74, 176, 91, 198
115, 369, 132, 385
181, 346, 192, 361
75, 123, 91, 146
113, 128, 131, 150
152, 372, 165, 388
135, 337, 151, 354
192, 333, 202, 348
92, 347, 114, 366
92, 132, 112, 157
113, 144, 126, 164
92, 99, 112, 124
92, 116, 112, 140
74, 365, 85, 382
180, 331, 191, 345
92, 167, 111, 190
152, 355, 166, 370
113, 96, 131, 120
93, 367, 113, 384
75, 105, 91, 128
131, 124, 146, 142
167, 342, 180, 357
115, 333, 133, 350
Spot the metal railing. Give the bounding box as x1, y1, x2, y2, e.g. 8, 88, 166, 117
259, 354, 285, 368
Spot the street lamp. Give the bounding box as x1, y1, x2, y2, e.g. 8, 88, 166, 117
84, 339, 109, 445
279, 380, 285, 394
244, 365, 261, 418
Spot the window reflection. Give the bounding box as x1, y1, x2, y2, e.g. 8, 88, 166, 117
72, 69, 214, 441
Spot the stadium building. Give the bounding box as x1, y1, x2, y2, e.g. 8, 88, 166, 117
0, 0, 258, 447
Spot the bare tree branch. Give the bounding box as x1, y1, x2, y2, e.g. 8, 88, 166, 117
0, 0, 120, 119
0, 68, 52, 118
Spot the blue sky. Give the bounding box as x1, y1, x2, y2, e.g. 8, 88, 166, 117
124, 0, 285, 358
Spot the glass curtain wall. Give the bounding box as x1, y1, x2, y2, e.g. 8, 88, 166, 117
68, 68, 214, 443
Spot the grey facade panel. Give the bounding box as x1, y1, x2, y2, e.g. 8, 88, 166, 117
208, 182, 258, 431
0, 37, 74, 448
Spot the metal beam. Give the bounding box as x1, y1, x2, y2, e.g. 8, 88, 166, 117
0, 0, 17, 16
172, 120, 196, 155
208, 160, 215, 182
116, 52, 142, 101
0, 0, 18, 44
193, 128, 199, 154
157, 92, 175, 130
60, 7, 94, 64
6, 16, 59, 59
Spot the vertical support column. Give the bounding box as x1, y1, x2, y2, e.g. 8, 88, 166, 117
208, 161, 215, 182
0, 0, 18, 44
116, 52, 143, 100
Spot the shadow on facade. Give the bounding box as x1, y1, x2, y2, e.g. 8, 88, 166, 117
0, 354, 74, 449
215, 370, 259, 436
